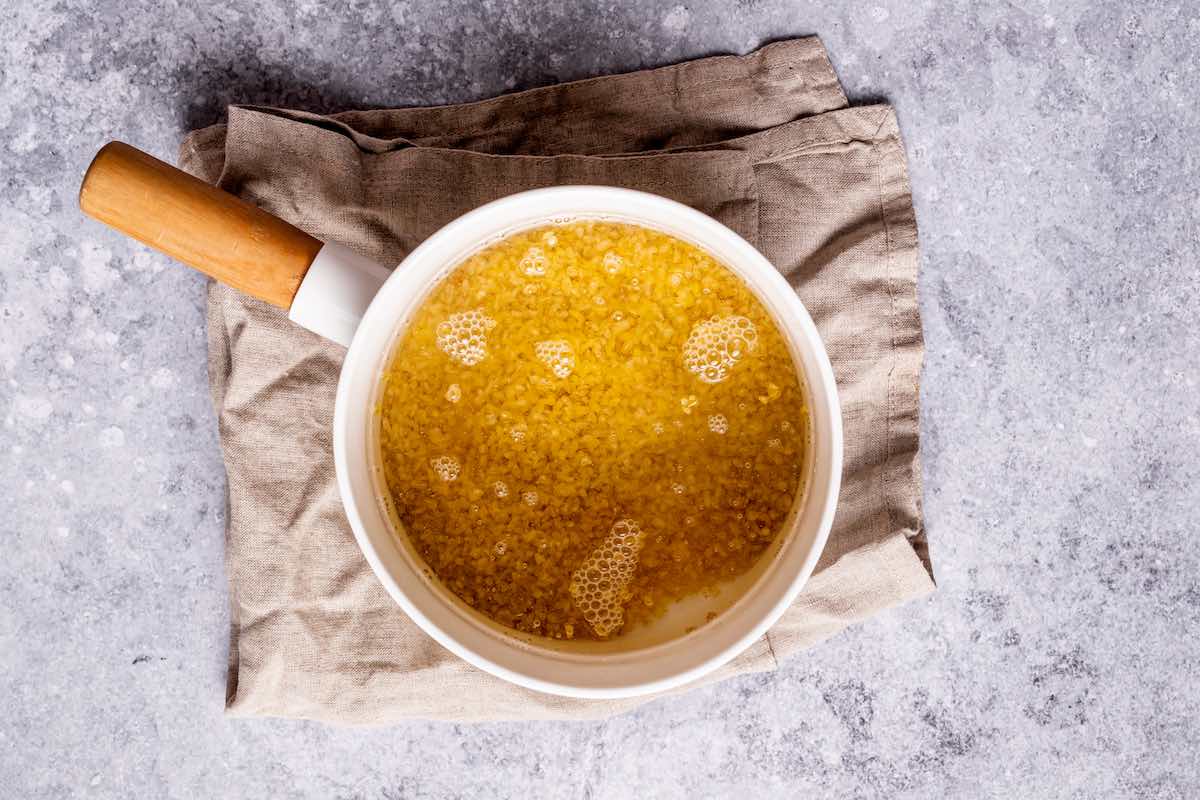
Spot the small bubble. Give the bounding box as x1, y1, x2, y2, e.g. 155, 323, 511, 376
510, 427, 526, 443
680, 395, 698, 414
522, 283, 539, 295
630, 278, 640, 289
780, 420, 794, 433
702, 286, 711, 295
520, 246, 549, 276
612, 311, 623, 321
685, 516, 695, 526
682, 315, 758, 384
768, 438, 781, 449
594, 295, 606, 306
603, 252, 624, 274
652, 422, 664, 435
430, 455, 460, 481
445, 384, 461, 403
534, 340, 575, 378
494, 539, 508, 556
669, 272, 682, 286
672, 483, 686, 495
542, 231, 558, 247
436, 309, 496, 366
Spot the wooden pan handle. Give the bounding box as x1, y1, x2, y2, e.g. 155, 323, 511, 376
79, 141, 323, 309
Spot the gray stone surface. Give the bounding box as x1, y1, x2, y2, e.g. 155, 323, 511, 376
2, 0, 1197, 796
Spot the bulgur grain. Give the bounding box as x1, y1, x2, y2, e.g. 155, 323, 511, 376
378, 221, 807, 639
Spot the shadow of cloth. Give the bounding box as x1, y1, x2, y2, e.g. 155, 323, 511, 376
171, 31, 848, 134
175, 52, 377, 133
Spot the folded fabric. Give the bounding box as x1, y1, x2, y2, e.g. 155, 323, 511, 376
179, 36, 933, 723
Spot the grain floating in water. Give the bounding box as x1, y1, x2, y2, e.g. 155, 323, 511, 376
378, 220, 808, 640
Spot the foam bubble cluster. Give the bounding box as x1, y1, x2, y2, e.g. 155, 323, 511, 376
494, 481, 509, 498
523, 491, 539, 506
569, 519, 645, 637
430, 455, 460, 481
708, 414, 729, 434
520, 246, 549, 276
534, 340, 575, 378
436, 309, 496, 366
682, 315, 758, 384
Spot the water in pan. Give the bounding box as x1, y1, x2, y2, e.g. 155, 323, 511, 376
378, 220, 807, 639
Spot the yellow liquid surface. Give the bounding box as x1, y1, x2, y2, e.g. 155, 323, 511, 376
378, 221, 807, 639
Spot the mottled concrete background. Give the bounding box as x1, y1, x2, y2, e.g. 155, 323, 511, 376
2, 1, 1197, 797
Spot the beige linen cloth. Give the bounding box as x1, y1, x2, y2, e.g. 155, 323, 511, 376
179, 37, 934, 723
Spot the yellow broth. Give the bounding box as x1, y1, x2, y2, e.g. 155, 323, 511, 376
378, 221, 807, 639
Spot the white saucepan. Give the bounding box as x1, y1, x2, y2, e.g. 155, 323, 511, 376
80, 142, 842, 698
